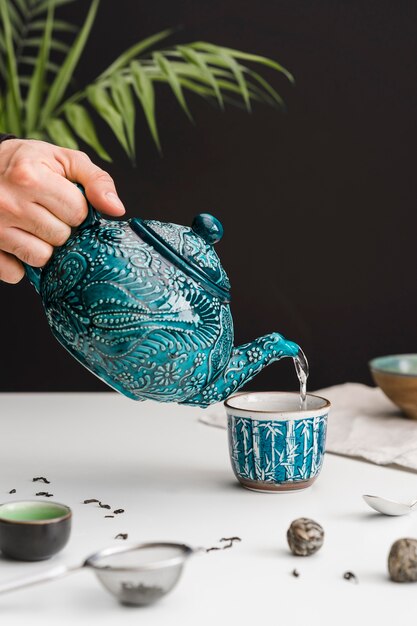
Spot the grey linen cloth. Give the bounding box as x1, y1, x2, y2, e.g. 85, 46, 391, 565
199, 383, 417, 471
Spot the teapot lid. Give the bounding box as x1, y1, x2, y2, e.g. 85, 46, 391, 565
130, 214, 231, 303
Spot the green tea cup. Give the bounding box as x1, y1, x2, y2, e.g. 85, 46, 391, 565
0, 500, 72, 561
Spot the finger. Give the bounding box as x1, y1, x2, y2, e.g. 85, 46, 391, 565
21, 202, 72, 247
0, 250, 25, 284
31, 172, 89, 227
0, 227, 53, 268
58, 149, 126, 216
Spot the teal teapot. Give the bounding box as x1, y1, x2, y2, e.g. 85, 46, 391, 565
25, 187, 300, 407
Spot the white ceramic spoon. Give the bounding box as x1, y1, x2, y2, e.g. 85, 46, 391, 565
363, 494, 417, 516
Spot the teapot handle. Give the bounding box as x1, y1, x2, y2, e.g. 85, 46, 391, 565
74, 183, 101, 229
24, 183, 100, 293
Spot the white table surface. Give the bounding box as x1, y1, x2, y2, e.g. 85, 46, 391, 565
0, 392, 416, 625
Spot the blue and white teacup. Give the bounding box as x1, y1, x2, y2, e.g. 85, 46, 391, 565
224, 392, 331, 492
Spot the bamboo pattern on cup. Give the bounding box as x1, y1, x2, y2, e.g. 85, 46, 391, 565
227, 415, 327, 484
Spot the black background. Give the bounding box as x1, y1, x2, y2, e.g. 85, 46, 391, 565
1, 0, 416, 394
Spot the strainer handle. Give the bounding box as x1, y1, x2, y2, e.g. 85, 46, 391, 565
0, 563, 81, 596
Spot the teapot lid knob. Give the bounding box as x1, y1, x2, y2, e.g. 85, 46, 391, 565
191, 213, 223, 245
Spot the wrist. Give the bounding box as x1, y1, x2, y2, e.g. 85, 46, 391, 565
0, 134, 17, 144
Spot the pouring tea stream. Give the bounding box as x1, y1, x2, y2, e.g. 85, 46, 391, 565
24, 185, 305, 407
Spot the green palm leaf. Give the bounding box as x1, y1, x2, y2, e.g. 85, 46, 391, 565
246, 68, 285, 109
97, 28, 173, 81
64, 101, 111, 161
26, 0, 54, 133
130, 59, 160, 152
14, 0, 28, 15
28, 19, 79, 33
190, 42, 294, 83
7, 2, 24, 36
0, 1, 292, 162
45, 116, 78, 148
19, 54, 61, 74
31, 0, 79, 17
4, 0, 79, 82
109, 73, 136, 159
40, 0, 99, 126
86, 83, 130, 156
0, 47, 6, 78
28, 130, 48, 140
153, 51, 192, 121
177, 45, 223, 108
199, 47, 252, 111
0, 0, 22, 133
23, 37, 71, 53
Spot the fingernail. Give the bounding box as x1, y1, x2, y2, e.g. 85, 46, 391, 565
105, 192, 125, 212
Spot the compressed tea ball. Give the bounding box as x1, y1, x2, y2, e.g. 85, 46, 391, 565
287, 518, 324, 556
388, 538, 417, 582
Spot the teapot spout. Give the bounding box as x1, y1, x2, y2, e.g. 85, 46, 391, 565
182, 332, 299, 407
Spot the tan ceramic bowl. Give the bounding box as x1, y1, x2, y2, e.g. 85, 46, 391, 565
370, 355, 417, 419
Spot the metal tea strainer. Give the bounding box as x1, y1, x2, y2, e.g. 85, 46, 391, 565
0, 542, 195, 606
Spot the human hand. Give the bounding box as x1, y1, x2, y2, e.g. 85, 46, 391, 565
0, 139, 126, 284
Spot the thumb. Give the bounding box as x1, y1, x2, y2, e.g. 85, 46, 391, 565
62, 149, 126, 217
